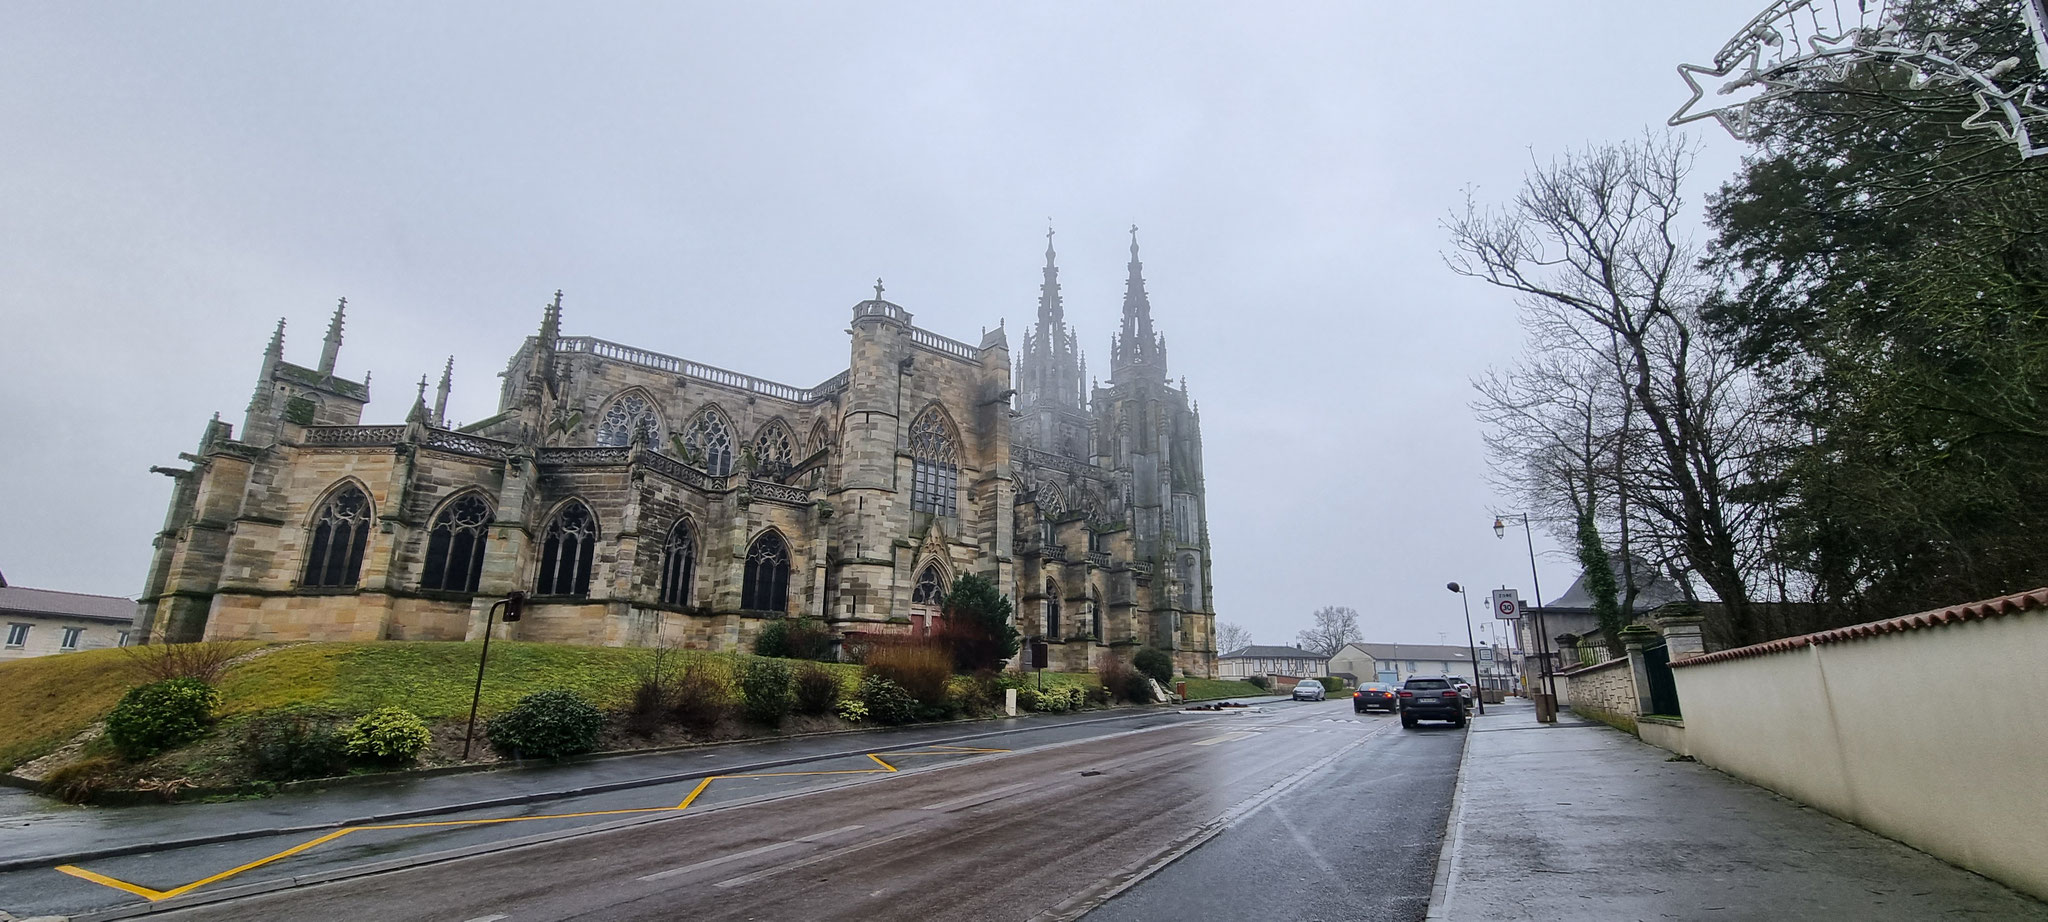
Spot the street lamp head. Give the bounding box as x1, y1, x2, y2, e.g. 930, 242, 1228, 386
1446, 581, 1462, 593
1493, 517, 1506, 539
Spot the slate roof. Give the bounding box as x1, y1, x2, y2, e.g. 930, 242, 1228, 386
1538, 558, 1688, 612
0, 584, 135, 623
1218, 644, 1326, 660
1341, 642, 1474, 664
1672, 586, 2048, 668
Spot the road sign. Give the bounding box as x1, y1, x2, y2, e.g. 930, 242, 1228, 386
1479, 647, 1494, 661
1490, 589, 1522, 620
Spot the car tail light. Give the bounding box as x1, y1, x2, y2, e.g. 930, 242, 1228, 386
1398, 691, 1413, 698
1443, 691, 1459, 698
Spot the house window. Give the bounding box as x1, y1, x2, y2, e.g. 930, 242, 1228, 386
421, 493, 492, 593
660, 519, 696, 607
117, 631, 131, 647
536, 501, 599, 597
60, 627, 83, 651
5, 624, 28, 647
741, 531, 792, 612
302, 483, 372, 588
908, 407, 958, 516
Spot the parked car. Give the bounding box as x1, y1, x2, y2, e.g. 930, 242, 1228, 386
1453, 679, 1476, 701
1353, 682, 1398, 713
1291, 680, 1327, 701
1398, 675, 1468, 728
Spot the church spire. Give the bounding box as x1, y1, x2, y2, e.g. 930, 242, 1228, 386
317, 297, 346, 375
1112, 225, 1165, 381
433, 356, 453, 427
1019, 223, 1083, 413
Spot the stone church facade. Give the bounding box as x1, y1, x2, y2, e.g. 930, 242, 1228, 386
137, 230, 1217, 675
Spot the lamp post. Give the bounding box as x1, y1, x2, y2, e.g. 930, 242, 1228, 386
462, 591, 526, 761
1445, 582, 1485, 716
1494, 513, 1558, 708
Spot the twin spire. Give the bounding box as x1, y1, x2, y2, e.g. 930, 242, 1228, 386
1019, 223, 1170, 413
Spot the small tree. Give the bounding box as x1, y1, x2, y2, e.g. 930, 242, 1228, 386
937, 573, 1020, 672
1295, 606, 1361, 657
1215, 621, 1253, 655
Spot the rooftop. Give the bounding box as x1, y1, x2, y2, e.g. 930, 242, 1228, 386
0, 582, 134, 623
1342, 642, 1474, 663
1218, 644, 1326, 660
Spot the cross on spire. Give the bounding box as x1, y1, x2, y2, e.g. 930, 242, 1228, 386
874, 278, 885, 301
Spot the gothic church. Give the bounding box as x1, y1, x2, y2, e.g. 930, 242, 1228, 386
138, 229, 1217, 675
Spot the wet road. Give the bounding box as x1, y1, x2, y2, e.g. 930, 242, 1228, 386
55, 699, 1462, 921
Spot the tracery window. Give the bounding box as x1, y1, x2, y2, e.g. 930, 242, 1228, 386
659, 518, 695, 607
753, 421, 795, 477
595, 393, 662, 447
908, 407, 958, 516
741, 530, 791, 612
421, 493, 492, 593
302, 483, 372, 588
911, 563, 946, 606
679, 408, 736, 476
810, 418, 832, 454
536, 501, 598, 597
1044, 578, 1062, 639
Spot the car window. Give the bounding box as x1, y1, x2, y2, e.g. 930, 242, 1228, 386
1406, 679, 1451, 690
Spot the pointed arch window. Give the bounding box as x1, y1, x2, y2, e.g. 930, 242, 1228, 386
680, 409, 736, 476
1044, 578, 1062, 639
810, 418, 833, 454
1091, 590, 1104, 641
536, 502, 598, 597
909, 407, 958, 516
753, 421, 795, 478
302, 484, 372, 588
595, 393, 662, 447
421, 493, 492, 593
741, 530, 792, 612
660, 519, 696, 607
1179, 553, 1200, 609
911, 563, 946, 606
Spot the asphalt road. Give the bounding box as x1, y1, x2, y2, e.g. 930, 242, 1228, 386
97, 699, 1464, 922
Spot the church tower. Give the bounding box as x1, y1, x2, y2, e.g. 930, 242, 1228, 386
1015, 225, 1092, 461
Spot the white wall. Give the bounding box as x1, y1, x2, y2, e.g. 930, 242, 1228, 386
1672, 610, 2048, 901
0, 615, 129, 660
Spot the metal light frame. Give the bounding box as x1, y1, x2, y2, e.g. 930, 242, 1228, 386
1671, 0, 2048, 158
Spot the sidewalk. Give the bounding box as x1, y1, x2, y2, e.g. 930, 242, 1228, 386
1430, 700, 2048, 921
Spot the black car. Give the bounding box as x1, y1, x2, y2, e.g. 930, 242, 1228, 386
1398, 675, 1468, 728
1352, 682, 1398, 713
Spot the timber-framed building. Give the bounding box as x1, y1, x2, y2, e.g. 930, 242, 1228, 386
138, 230, 1218, 675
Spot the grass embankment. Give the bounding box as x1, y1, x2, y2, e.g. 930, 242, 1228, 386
0, 646, 144, 771
1177, 678, 1268, 701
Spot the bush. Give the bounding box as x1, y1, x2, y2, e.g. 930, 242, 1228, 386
624, 679, 671, 737
1098, 657, 1151, 705
341, 707, 433, 765
859, 674, 919, 725
1318, 676, 1344, 694
737, 657, 795, 726
753, 617, 836, 661
486, 690, 604, 760
671, 663, 734, 737
1019, 685, 1086, 713
953, 673, 1004, 717
42, 755, 122, 804
122, 640, 247, 685
1245, 674, 1270, 690
793, 663, 843, 717
241, 713, 347, 781
863, 639, 954, 708
106, 677, 221, 759
935, 574, 1021, 672
1132, 647, 1174, 685
834, 699, 869, 723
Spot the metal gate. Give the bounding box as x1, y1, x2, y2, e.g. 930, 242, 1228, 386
1643, 643, 1682, 717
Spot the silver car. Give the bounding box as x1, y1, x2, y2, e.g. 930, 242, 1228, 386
1292, 680, 1327, 701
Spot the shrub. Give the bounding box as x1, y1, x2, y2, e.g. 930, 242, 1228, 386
625, 679, 671, 737
793, 663, 843, 717
1016, 686, 1046, 712
1019, 685, 1085, 713
953, 672, 1004, 717
1318, 676, 1344, 694
1089, 683, 1119, 706
42, 755, 122, 804
935, 574, 1020, 672
834, 699, 869, 723
754, 617, 837, 661
341, 707, 433, 765
863, 639, 954, 708
106, 678, 220, 759
737, 657, 795, 726
859, 674, 919, 725
1098, 657, 1151, 705
122, 640, 247, 685
241, 713, 347, 781
486, 690, 604, 760
1245, 674, 1270, 690
1132, 647, 1174, 686
671, 662, 734, 736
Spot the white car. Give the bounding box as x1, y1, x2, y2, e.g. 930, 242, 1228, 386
1292, 680, 1327, 701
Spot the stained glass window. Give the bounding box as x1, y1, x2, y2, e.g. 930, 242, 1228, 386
595, 393, 661, 447
681, 409, 735, 476
537, 502, 598, 597
909, 407, 958, 516
421, 493, 491, 593
754, 421, 794, 477
911, 564, 946, 606
660, 519, 695, 607
302, 483, 372, 588
741, 530, 791, 612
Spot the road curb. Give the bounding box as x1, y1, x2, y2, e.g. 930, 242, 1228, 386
1, 707, 1186, 875
1424, 708, 1479, 921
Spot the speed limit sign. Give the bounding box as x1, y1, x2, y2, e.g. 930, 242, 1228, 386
1490, 589, 1522, 620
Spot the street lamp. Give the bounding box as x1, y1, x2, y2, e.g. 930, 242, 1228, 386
1493, 513, 1559, 709
1445, 582, 1485, 716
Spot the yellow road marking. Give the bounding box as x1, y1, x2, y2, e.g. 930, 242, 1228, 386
57, 744, 1010, 902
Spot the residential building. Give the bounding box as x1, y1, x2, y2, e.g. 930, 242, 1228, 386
1216, 644, 1327, 680
1513, 560, 1686, 688
0, 572, 134, 660
1329, 642, 1478, 686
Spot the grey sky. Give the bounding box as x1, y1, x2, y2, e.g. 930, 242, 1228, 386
0, 2, 1757, 648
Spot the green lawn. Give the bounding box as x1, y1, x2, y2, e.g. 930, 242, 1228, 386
1176, 678, 1268, 701
0, 647, 148, 771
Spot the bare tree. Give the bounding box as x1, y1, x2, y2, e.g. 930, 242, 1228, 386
1215, 621, 1253, 655
1295, 606, 1360, 657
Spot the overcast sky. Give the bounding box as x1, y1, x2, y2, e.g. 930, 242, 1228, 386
0, 2, 1761, 648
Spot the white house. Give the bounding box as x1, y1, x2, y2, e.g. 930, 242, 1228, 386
0, 573, 134, 660
1216, 644, 1329, 680
1329, 642, 1477, 686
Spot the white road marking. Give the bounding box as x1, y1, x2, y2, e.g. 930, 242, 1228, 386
460, 915, 508, 922
714, 828, 922, 889
1191, 731, 1256, 746
637, 825, 864, 882
920, 781, 1034, 812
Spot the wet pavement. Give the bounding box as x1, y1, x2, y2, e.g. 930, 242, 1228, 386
1430, 700, 2048, 921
